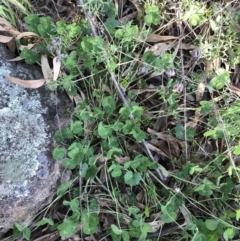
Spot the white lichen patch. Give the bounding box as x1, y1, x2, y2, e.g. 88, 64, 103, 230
0, 67, 49, 186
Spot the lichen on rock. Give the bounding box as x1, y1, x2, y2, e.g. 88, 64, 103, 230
0, 67, 49, 186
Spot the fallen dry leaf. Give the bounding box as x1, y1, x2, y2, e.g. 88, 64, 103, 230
150, 212, 161, 220
150, 139, 180, 158
6, 75, 46, 88
0, 35, 13, 43
128, 143, 142, 153
114, 155, 130, 164
147, 42, 170, 56
136, 190, 144, 201
147, 128, 184, 146
102, 83, 112, 94
179, 205, 191, 225
0, 17, 20, 36
149, 70, 165, 78
98, 198, 116, 208
148, 128, 183, 157
146, 34, 178, 42
19, 43, 35, 50
72, 93, 82, 104
0, 17, 15, 27
41, 55, 52, 81
146, 142, 169, 158
148, 220, 163, 232
84, 234, 98, 241
100, 213, 111, 226
185, 120, 198, 129
7, 56, 23, 61
227, 84, 240, 97
186, 94, 195, 102
67, 234, 81, 241
136, 202, 145, 209
7, 38, 16, 52
212, 58, 221, 70
137, 66, 149, 75
15, 31, 40, 41
185, 112, 201, 129
196, 81, 206, 102
53, 56, 61, 81
205, 61, 213, 78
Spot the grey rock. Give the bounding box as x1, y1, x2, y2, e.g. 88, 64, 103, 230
0, 44, 72, 236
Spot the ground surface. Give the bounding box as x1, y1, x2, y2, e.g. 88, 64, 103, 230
1, 0, 240, 240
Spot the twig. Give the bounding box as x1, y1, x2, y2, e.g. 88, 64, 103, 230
78, 0, 167, 182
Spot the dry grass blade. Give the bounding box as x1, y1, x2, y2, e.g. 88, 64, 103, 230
8, 0, 30, 14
